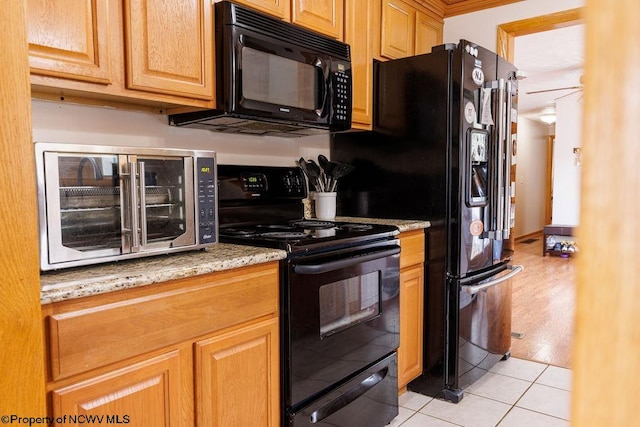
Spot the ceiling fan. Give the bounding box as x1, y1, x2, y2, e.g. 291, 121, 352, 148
525, 75, 584, 98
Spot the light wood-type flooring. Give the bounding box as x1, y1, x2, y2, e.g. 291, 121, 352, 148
509, 234, 576, 368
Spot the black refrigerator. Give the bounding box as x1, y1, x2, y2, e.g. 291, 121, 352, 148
330, 40, 523, 403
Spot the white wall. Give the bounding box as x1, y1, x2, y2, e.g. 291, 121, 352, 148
552, 92, 582, 224
514, 117, 550, 237
31, 100, 330, 166
444, 0, 585, 230
443, 0, 585, 49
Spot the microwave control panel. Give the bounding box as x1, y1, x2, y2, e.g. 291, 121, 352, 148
197, 157, 217, 244
331, 64, 352, 129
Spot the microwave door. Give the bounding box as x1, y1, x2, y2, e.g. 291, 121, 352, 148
44, 152, 124, 266
127, 155, 196, 253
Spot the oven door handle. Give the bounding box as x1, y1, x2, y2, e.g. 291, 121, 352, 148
293, 246, 401, 275
309, 366, 389, 424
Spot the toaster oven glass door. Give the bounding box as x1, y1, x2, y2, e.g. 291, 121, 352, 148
44, 152, 195, 266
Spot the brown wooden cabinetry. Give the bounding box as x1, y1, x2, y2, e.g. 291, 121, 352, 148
291, 0, 344, 40
43, 262, 280, 426
51, 347, 192, 426
415, 10, 444, 55
345, 0, 374, 129
379, 0, 443, 60
27, 0, 214, 110
233, 0, 291, 20
398, 229, 426, 391
26, 0, 112, 84
123, 0, 213, 99
195, 318, 279, 426
380, 0, 416, 60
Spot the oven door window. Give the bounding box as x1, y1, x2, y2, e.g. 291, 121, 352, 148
241, 46, 321, 110
54, 154, 122, 253
133, 156, 195, 249
319, 271, 380, 338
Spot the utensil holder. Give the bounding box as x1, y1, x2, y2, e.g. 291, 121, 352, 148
314, 192, 337, 220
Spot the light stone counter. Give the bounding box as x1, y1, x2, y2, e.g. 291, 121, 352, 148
335, 217, 430, 233
40, 243, 287, 305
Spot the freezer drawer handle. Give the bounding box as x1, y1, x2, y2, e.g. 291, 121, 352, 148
463, 264, 523, 295
309, 366, 389, 424
293, 247, 400, 275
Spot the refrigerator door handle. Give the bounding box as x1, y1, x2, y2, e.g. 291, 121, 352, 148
492, 79, 506, 240
462, 264, 523, 295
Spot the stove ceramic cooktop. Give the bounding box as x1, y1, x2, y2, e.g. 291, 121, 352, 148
219, 219, 398, 253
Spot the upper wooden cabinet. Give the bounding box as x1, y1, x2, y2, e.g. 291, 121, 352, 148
27, 0, 214, 110
345, 0, 374, 128
124, 0, 214, 100
231, 0, 291, 21
379, 0, 443, 60
415, 10, 444, 55
291, 0, 344, 40
380, 0, 416, 60
26, 0, 112, 84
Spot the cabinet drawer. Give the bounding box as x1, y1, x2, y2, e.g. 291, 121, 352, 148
399, 230, 425, 269
47, 263, 278, 380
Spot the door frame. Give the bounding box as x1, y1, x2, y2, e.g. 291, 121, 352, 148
545, 135, 554, 224
496, 8, 584, 231
496, 8, 584, 63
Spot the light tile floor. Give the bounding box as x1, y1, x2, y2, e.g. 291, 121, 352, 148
391, 358, 571, 427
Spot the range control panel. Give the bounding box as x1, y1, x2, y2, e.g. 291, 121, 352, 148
218, 165, 307, 200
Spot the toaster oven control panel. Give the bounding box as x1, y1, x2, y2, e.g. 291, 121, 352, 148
197, 157, 217, 244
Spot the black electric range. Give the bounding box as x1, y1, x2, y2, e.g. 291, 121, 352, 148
217, 165, 401, 427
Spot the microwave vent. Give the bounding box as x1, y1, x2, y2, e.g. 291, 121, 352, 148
227, 2, 350, 61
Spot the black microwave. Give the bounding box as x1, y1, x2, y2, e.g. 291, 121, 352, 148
169, 1, 352, 137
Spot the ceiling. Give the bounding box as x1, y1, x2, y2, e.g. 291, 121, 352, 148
513, 24, 585, 120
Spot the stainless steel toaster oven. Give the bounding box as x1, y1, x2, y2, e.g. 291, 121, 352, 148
35, 142, 217, 270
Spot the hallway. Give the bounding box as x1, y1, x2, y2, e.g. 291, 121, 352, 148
510, 235, 576, 368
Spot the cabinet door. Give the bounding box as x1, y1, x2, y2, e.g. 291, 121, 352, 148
195, 318, 280, 427
51, 349, 192, 427
398, 264, 424, 390
380, 0, 415, 59
124, 0, 213, 99
415, 10, 443, 56
26, 0, 112, 84
291, 0, 344, 40
234, 0, 291, 20
345, 0, 373, 128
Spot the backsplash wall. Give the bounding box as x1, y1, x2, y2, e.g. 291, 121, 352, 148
31, 100, 330, 166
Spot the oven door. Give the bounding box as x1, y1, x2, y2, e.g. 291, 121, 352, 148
122, 155, 195, 253
225, 27, 331, 124
284, 240, 401, 408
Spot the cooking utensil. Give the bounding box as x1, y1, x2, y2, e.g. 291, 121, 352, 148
318, 154, 338, 191
328, 162, 354, 191
297, 157, 323, 192
306, 159, 325, 192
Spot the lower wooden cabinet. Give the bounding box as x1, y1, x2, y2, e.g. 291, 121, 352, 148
196, 318, 279, 427
43, 262, 280, 426
51, 347, 193, 426
398, 229, 426, 390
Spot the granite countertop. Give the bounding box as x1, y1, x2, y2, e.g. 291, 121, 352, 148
335, 217, 431, 233
40, 218, 429, 305
40, 243, 287, 305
